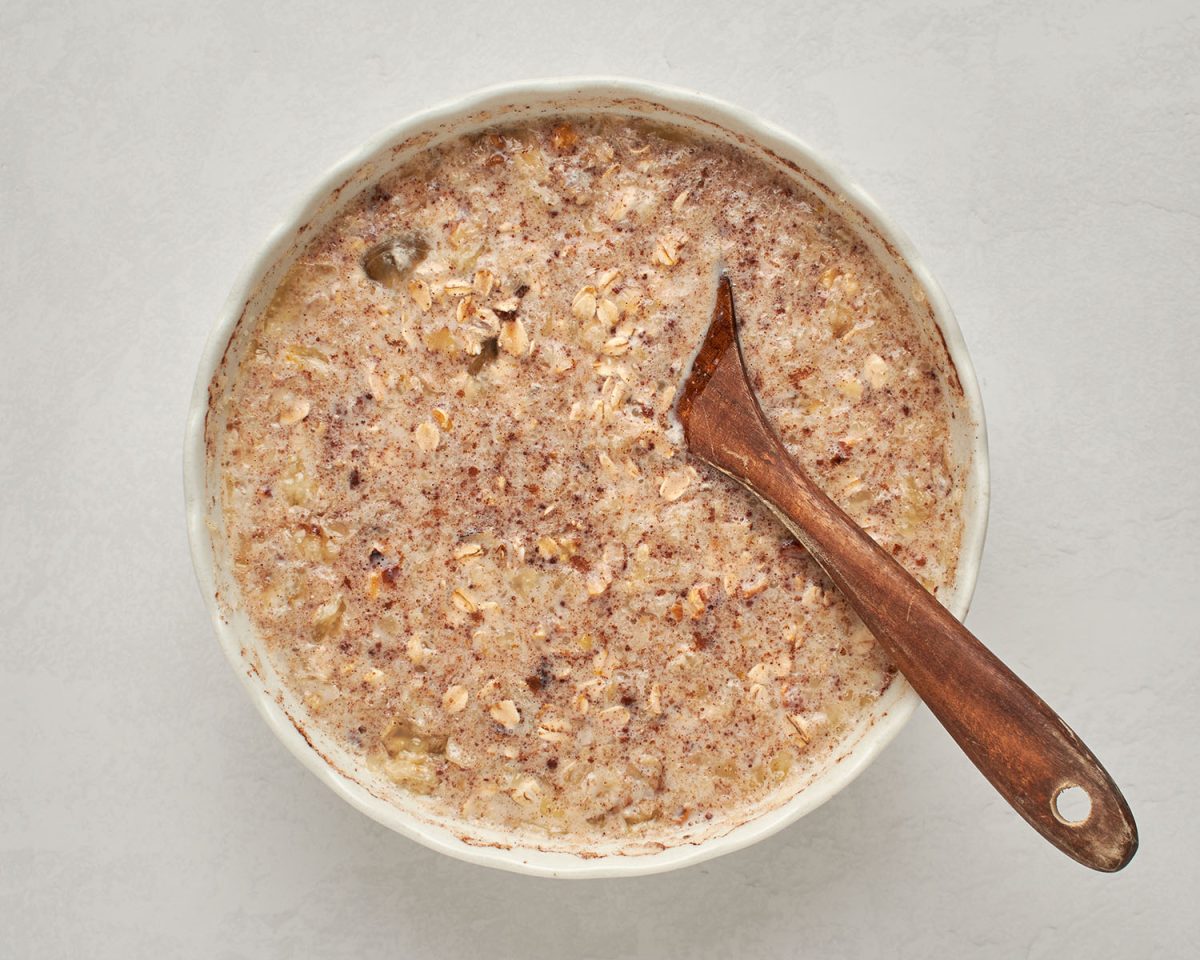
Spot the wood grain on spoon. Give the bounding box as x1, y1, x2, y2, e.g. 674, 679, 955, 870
677, 276, 1137, 872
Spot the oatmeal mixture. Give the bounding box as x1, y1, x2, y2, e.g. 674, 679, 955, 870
212, 116, 967, 849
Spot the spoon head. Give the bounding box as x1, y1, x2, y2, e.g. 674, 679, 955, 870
677, 275, 759, 464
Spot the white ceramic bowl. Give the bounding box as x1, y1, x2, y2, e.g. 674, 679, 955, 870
184, 77, 989, 878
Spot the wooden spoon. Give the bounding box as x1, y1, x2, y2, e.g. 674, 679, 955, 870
677, 276, 1137, 872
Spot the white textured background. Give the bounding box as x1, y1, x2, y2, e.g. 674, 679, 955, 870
2, 0, 1197, 956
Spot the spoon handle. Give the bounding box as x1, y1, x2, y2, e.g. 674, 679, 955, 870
731, 439, 1137, 871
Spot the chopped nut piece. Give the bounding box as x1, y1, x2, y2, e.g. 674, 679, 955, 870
414, 420, 440, 452
277, 396, 311, 425
863, 354, 889, 388
379, 753, 437, 793
442, 684, 469, 714
634, 753, 663, 785
583, 542, 623, 597
826, 303, 854, 338
837, 377, 864, 402
445, 739, 471, 768
647, 682, 663, 716
424, 326, 460, 354
685, 584, 709, 619
499, 318, 529, 356
490, 699, 520, 730
658, 469, 693, 502
282, 344, 331, 374
551, 122, 578, 152
536, 536, 561, 560
312, 596, 345, 639
433, 408, 453, 430
406, 635, 431, 667
511, 777, 542, 806
623, 800, 660, 826
454, 542, 483, 560
672, 187, 691, 211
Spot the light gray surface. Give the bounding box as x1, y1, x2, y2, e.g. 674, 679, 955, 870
2, 0, 1197, 956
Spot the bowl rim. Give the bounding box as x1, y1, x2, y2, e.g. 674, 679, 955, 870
183, 75, 990, 878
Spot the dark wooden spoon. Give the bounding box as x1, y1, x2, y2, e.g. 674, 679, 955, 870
677, 275, 1137, 872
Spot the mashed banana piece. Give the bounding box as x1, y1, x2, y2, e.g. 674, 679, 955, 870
214, 116, 966, 850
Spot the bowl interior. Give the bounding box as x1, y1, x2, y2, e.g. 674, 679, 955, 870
186, 79, 988, 877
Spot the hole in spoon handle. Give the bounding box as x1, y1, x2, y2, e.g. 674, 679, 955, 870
1053, 784, 1092, 825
